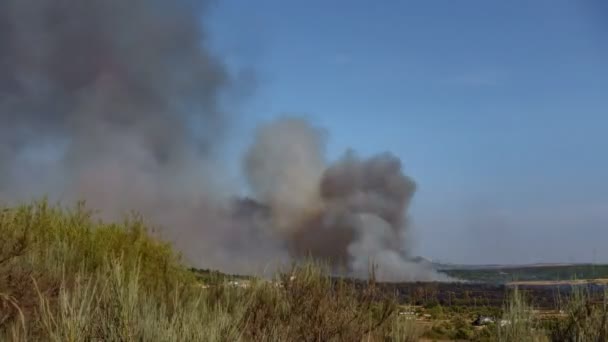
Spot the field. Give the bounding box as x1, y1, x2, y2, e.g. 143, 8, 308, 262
1, 200, 607, 341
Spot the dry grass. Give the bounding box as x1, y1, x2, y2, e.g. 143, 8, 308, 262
496, 287, 549, 342
548, 286, 608, 341
0, 200, 419, 341
3, 199, 604, 341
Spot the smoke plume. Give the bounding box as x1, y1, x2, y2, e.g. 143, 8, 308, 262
243, 118, 448, 281
0, 0, 446, 281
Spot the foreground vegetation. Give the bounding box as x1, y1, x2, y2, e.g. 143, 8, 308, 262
0, 200, 606, 341
0, 200, 415, 341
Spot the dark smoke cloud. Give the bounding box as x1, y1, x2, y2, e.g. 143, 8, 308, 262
0, 1, 447, 281
243, 118, 450, 281
0, 0, 229, 207
0, 0, 242, 271
0, 0, 225, 175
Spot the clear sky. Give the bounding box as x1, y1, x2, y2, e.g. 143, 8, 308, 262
207, 1, 608, 264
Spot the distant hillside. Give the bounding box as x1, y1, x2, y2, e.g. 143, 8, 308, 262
438, 263, 608, 284
191, 259, 608, 285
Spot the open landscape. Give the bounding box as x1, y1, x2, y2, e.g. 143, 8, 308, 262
1, 200, 607, 341
1, 0, 606, 341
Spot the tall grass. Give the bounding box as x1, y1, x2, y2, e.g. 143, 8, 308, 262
496, 287, 548, 342
548, 286, 608, 341
0, 200, 417, 341
495, 285, 608, 342
33, 259, 246, 341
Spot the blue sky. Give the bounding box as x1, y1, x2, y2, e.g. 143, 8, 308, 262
207, 1, 608, 264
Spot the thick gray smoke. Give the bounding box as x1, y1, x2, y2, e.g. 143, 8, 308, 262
0, 0, 227, 202
0, 1, 446, 281
244, 118, 448, 281
0, 0, 241, 271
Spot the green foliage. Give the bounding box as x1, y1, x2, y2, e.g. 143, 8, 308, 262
452, 315, 475, 339
425, 321, 452, 339
425, 303, 445, 319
